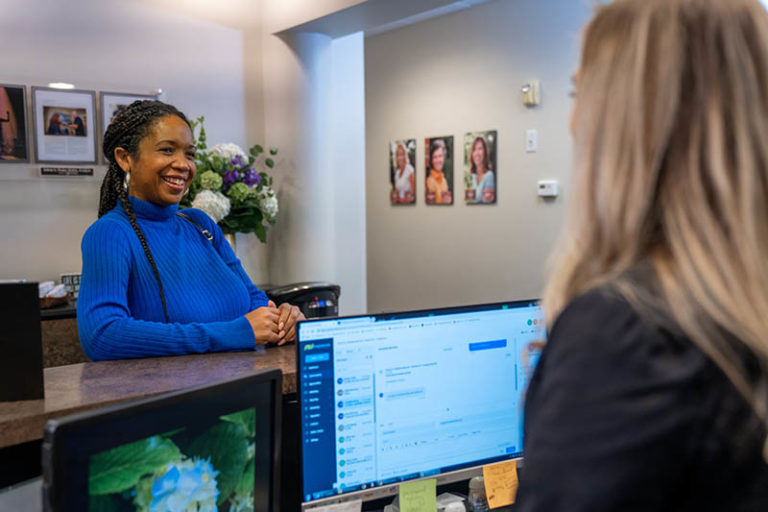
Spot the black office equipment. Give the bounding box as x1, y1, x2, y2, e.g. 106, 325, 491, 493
42, 370, 282, 512
0, 282, 44, 401
264, 282, 341, 318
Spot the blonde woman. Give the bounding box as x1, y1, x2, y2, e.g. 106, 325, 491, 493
392, 142, 415, 203
518, 0, 768, 509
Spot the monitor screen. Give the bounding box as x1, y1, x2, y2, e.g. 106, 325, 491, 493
42, 370, 282, 512
297, 300, 545, 507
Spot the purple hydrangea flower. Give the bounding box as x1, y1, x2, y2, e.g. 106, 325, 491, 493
222, 169, 239, 191
243, 169, 262, 187
230, 155, 247, 169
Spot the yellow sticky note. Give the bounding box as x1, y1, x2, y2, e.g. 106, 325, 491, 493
482, 460, 519, 509
399, 478, 437, 512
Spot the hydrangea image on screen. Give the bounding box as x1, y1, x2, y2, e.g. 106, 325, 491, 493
88, 408, 257, 511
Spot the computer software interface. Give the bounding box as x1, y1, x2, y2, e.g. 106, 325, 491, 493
298, 302, 545, 502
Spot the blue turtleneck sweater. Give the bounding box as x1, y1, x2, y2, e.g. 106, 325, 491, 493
77, 197, 268, 361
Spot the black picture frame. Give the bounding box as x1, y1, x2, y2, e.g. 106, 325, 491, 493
0, 83, 29, 163
99, 91, 159, 164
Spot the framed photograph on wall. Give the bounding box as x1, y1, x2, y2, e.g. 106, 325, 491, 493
425, 135, 453, 205
100, 92, 159, 163
390, 139, 416, 205
464, 130, 497, 204
0, 84, 29, 163
31, 87, 97, 164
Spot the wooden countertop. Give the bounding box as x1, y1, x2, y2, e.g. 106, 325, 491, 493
0, 345, 297, 449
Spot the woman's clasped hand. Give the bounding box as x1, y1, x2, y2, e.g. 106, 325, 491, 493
245, 301, 304, 346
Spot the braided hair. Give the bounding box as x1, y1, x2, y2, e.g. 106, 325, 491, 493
98, 100, 191, 323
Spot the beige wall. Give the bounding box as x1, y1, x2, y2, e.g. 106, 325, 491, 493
365, 0, 591, 313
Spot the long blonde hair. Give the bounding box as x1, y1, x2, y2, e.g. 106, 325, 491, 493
544, 0, 768, 459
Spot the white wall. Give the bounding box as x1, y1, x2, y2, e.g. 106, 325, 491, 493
330, 33, 367, 315
365, 0, 592, 313
0, 0, 254, 282
260, 26, 368, 314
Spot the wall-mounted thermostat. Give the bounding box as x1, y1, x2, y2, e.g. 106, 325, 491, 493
537, 179, 559, 198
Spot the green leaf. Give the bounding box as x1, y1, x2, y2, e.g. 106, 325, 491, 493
186, 422, 249, 505
265, 158, 274, 169
220, 409, 256, 438
255, 223, 267, 243
89, 436, 181, 495
160, 428, 185, 438
222, 218, 238, 229
235, 458, 255, 497
269, 147, 278, 155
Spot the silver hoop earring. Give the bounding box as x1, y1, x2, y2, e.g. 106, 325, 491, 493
123, 172, 130, 192
183, 187, 190, 197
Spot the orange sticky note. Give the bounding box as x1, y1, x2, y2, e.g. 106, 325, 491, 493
482, 460, 519, 509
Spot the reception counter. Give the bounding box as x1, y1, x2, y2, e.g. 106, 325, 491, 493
0, 345, 297, 450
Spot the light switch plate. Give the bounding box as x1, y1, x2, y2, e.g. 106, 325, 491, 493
526, 129, 538, 152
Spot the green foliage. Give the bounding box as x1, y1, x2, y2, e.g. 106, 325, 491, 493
221, 409, 256, 438
89, 436, 181, 495
235, 458, 255, 497
186, 422, 249, 505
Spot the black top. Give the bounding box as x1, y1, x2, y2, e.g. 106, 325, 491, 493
517, 286, 768, 511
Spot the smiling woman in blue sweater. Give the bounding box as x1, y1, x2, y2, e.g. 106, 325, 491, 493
77, 100, 303, 361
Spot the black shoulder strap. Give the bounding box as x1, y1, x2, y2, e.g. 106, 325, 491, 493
176, 212, 214, 243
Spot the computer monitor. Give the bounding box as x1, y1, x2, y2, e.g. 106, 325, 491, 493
42, 370, 282, 512
297, 300, 545, 509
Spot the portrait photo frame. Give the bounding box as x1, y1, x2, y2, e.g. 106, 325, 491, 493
389, 139, 416, 205
464, 130, 497, 204
100, 91, 160, 163
425, 135, 454, 205
0, 84, 29, 163
31, 87, 97, 164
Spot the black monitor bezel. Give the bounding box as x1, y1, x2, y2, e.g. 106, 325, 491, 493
296, 299, 540, 505
42, 369, 282, 512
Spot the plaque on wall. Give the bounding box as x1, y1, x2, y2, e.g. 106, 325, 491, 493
31, 86, 98, 164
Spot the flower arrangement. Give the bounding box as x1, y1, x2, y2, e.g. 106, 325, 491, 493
181, 117, 278, 243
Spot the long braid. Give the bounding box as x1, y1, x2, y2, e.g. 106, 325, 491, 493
97, 100, 191, 323
118, 182, 170, 323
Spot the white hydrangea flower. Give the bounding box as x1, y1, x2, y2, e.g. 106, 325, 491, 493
191, 190, 231, 223
209, 142, 248, 163
261, 195, 278, 218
